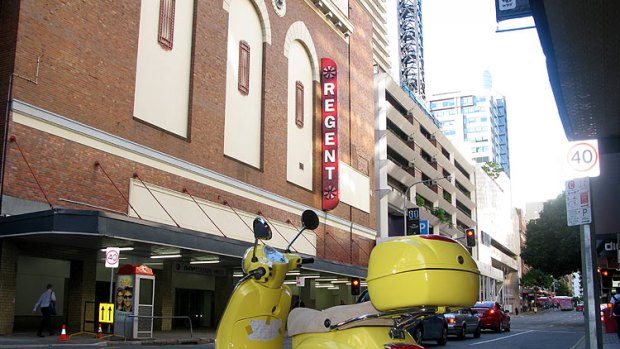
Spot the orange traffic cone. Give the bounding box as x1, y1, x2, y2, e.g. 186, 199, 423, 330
96, 323, 103, 339
59, 324, 67, 341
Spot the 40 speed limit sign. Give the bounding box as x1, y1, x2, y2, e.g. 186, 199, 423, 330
105, 247, 120, 268
566, 139, 599, 178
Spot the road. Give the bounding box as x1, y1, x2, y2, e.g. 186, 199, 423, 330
421, 309, 585, 349
104, 309, 585, 349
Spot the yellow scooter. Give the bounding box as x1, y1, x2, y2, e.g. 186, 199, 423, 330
215, 210, 480, 349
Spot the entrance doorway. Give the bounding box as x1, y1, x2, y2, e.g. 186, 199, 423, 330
174, 289, 214, 329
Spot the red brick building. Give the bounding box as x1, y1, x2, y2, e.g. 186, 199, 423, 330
0, 0, 377, 334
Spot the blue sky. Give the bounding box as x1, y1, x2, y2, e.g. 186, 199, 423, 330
421, 0, 569, 208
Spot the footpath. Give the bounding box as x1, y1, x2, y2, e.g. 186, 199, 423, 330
2, 316, 620, 348
0, 328, 216, 348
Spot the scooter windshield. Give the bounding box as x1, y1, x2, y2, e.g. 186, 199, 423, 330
263, 245, 288, 264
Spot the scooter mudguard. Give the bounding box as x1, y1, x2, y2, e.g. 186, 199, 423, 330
216, 281, 292, 349
292, 326, 417, 349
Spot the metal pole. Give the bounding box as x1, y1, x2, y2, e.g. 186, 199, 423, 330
581, 223, 602, 349
108, 268, 114, 333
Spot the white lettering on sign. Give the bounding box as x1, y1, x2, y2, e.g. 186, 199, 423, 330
321, 58, 339, 211
324, 99, 335, 112
324, 115, 336, 128
324, 149, 336, 163
323, 82, 335, 96
325, 166, 336, 180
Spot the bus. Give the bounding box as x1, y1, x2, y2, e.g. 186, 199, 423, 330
554, 296, 574, 311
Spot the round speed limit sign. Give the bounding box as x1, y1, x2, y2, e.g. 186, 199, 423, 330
566, 140, 599, 177
105, 247, 120, 268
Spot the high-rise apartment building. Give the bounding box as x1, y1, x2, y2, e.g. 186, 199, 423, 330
429, 86, 511, 178
397, 0, 426, 100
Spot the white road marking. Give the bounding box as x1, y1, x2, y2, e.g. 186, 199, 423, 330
469, 330, 535, 346
568, 335, 585, 349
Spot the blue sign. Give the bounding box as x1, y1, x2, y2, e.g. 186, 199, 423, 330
420, 220, 429, 235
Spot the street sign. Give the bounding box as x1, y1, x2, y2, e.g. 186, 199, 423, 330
420, 220, 429, 235
565, 177, 591, 226
566, 139, 599, 178
99, 303, 114, 324
406, 208, 420, 235
105, 247, 120, 268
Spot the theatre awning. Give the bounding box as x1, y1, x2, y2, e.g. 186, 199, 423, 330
0, 209, 368, 278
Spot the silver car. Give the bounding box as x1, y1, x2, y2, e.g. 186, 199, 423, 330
444, 308, 481, 339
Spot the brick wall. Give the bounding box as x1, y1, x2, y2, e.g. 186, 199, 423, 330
0, 0, 20, 215
154, 262, 174, 331
0, 240, 18, 334
6, 0, 377, 227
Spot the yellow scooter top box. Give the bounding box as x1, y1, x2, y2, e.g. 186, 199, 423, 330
366, 235, 480, 311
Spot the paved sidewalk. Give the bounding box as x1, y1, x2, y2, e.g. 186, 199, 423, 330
0, 329, 216, 348
603, 331, 620, 348
2, 326, 620, 348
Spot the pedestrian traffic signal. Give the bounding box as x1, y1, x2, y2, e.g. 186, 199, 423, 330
465, 228, 476, 247
351, 277, 361, 296
601, 269, 612, 289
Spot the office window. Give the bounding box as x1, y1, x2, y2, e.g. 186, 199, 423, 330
238, 41, 250, 96
158, 0, 175, 50
295, 81, 304, 127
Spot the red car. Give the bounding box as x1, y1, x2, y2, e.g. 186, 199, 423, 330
472, 301, 511, 333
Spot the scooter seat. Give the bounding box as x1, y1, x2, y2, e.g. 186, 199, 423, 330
287, 301, 394, 336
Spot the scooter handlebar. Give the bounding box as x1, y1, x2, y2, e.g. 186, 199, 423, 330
251, 267, 267, 279
301, 257, 314, 265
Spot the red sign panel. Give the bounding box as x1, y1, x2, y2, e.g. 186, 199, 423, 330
321, 58, 339, 211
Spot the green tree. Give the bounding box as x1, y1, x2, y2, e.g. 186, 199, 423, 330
521, 268, 553, 289
482, 161, 502, 179
555, 281, 572, 296
521, 192, 581, 278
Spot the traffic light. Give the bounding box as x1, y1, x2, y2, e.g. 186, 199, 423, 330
601, 269, 612, 289
351, 277, 361, 296
466, 228, 476, 247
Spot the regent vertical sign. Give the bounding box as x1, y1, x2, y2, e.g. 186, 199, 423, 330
321, 58, 339, 211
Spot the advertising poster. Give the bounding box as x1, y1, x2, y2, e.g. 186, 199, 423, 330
114, 274, 134, 337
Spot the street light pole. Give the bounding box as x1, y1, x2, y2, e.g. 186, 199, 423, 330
402, 175, 452, 235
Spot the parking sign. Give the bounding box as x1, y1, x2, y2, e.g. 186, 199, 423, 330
420, 220, 429, 235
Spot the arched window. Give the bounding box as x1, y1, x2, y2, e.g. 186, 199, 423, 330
223, 0, 269, 168
133, 0, 193, 138
283, 22, 318, 190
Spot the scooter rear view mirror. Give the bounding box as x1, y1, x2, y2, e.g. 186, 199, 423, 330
285, 209, 319, 252
301, 209, 319, 230
253, 216, 272, 240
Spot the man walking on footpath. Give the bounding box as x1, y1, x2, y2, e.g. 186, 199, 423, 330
610, 286, 620, 339
33, 284, 56, 337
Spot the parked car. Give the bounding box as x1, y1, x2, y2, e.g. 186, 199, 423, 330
444, 308, 481, 339
356, 290, 448, 346
472, 301, 511, 333
576, 303, 584, 312
409, 314, 448, 346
